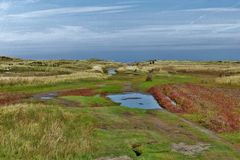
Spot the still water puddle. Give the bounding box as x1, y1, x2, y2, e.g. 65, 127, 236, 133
107, 92, 162, 109
107, 68, 117, 76
39, 93, 58, 100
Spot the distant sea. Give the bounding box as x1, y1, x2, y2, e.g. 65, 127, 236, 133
2, 50, 240, 62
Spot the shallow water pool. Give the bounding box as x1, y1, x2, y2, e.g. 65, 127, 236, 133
107, 92, 162, 109
107, 68, 117, 76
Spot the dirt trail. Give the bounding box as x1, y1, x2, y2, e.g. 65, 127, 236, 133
96, 156, 132, 160
123, 82, 133, 92
55, 97, 81, 108
164, 110, 240, 153
178, 115, 222, 141
144, 110, 240, 154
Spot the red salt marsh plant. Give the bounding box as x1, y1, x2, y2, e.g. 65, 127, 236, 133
149, 87, 183, 113
209, 111, 240, 132
0, 93, 27, 106
149, 84, 240, 133
150, 85, 196, 113
59, 88, 96, 97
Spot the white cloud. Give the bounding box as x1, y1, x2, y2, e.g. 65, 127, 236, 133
0, 24, 240, 51
180, 7, 240, 12
116, 0, 144, 5
0, 0, 39, 12
7, 5, 132, 18
0, 25, 101, 42
0, 2, 239, 52
23, 0, 40, 3
0, 2, 11, 11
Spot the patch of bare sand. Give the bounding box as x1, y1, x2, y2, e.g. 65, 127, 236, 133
95, 156, 132, 160
172, 142, 210, 156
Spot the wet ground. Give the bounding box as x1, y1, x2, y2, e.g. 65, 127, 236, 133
33, 92, 58, 100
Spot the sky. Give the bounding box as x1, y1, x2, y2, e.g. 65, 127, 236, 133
0, 0, 240, 61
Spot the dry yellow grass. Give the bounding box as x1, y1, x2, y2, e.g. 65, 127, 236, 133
0, 71, 107, 85
137, 61, 240, 75
216, 75, 240, 85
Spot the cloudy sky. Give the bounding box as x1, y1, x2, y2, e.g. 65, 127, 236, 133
0, 0, 240, 61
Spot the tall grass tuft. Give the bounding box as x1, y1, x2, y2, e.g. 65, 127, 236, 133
0, 103, 96, 159
216, 75, 240, 85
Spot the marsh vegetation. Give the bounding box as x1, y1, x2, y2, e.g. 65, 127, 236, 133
0, 57, 239, 159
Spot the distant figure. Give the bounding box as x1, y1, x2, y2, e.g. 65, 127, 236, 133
146, 69, 154, 81
149, 60, 156, 65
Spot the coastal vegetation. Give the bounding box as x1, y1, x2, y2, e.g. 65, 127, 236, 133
0, 56, 240, 159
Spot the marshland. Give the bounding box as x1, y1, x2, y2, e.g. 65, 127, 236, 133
0, 56, 239, 160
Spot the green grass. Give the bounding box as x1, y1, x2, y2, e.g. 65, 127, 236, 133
219, 132, 240, 145
0, 72, 198, 94
0, 76, 126, 94
0, 104, 239, 160
61, 95, 115, 107
0, 104, 96, 160
0, 79, 99, 93
135, 74, 199, 91
96, 84, 123, 93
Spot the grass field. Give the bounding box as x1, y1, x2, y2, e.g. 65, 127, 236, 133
0, 57, 240, 160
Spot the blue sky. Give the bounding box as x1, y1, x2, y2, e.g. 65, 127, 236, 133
0, 0, 240, 61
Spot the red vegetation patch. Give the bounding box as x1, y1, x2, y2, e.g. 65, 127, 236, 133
59, 89, 96, 96
210, 110, 240, 132
0, 93, 27, 106
149, 87, 183, 113
149, 84, 240, 133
